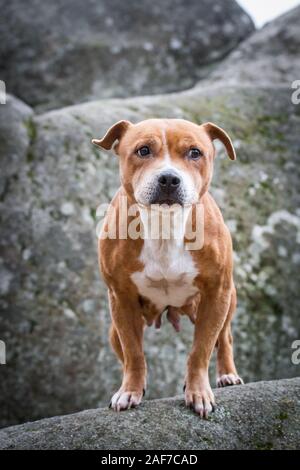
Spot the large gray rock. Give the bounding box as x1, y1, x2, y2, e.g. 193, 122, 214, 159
0, 80, 300, 428
0, 0, 254, 111
0, 95, 33, 198
208, 5, 300, 85
0, 378, 299, 450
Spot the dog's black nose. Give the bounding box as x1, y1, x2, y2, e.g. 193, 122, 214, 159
158, 172, 181, 192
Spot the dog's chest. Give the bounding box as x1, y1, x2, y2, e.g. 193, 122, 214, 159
131, 239, 199, 312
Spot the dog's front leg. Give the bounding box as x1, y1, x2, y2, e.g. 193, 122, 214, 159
109, 290, 146, 411
185, 284, 231, 418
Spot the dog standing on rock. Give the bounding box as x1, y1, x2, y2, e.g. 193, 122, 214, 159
92, 118, 243, 418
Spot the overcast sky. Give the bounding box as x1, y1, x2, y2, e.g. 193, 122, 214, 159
237, 0, 300, 27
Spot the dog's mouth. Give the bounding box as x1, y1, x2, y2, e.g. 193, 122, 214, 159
149, 190, 185, 207
151, 197, 183, 206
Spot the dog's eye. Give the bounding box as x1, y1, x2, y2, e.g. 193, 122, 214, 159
188, 148, 203, 160
137, 146, 151, 158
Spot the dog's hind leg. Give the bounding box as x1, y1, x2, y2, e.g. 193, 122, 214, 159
109, 323, 124, 364
216, 285, 244, 387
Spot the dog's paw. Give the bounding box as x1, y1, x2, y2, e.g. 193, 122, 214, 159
217, 373, 244, 388
185, 387, 216, 419
109, 388, 144, 411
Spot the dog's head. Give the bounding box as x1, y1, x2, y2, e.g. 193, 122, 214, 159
92, 118, 235, 206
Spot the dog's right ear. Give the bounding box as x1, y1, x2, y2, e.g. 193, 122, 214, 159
92, 120, 132, 152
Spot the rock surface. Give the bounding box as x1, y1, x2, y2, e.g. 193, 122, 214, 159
0, 378, 299, 450
209, 5, 300, 85
0, 0, 254, 111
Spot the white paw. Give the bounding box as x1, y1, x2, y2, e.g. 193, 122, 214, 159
185, 387, 216, 419
217, 373, 244, 388
109, 389, 144, 411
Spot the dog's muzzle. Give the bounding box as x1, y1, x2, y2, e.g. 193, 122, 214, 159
150, 170, 185, 205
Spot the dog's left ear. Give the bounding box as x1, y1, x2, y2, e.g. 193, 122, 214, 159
92, 120, 132, 152
202, 122, 236, 161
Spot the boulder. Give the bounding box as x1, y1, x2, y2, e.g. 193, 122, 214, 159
0, 80, 300, 428
0, 95, 33, 198
208, 5, 300, 85
0, 0, 254, 111
0, 378, 299, 450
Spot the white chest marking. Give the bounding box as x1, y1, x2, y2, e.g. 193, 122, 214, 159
131, 206, 199, 311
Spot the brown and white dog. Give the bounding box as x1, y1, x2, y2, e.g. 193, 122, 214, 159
92, 118, 243, 418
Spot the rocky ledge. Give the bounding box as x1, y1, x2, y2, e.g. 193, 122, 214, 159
0, 378, 299, 450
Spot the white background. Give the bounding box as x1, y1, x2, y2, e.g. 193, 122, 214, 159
237, 0, 300, 27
